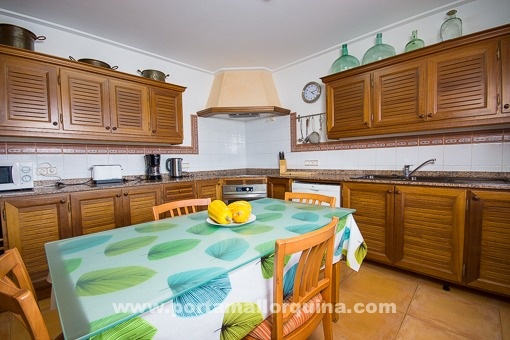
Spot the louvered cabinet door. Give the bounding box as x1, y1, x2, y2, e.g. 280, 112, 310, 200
122, 185, 162, 226
162, 182, 196, 203
502, 36, 510, 114
326, 73, 371, 139
60, 68, 111, 133
0, 55, 60, 130
196, 179, 221, 201
427, 38, 500, 121
342, 182, 395, 264
71, 189, 124, 236
372, 59, 427, 128
149, 86, 183, 143
3, 194, 71, 291
466, 190, 510, 296
110, 79, 151, 136
393, 186, 466, 282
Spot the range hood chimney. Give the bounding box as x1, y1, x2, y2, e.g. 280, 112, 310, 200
197, 70, 290, 118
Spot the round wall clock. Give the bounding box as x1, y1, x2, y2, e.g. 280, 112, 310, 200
301, 81, 322, 103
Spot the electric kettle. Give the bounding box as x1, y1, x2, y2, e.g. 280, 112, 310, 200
166, 158, 183, 178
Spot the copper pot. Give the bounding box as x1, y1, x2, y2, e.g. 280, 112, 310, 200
137, 69, 169, 82
0, 24, 46, 51
69, 56, 118, 70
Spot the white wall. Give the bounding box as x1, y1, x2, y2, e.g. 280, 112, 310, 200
1, 0, 510, 180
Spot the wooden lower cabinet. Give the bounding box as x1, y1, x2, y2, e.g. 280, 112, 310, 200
465, 190, 510, 296
1, 194, 72, 298
71, 185, 161, 235
162, 181, 195, 202
267, 177, 291, 199
195, 179, 221, 201
342, 182, 466, 283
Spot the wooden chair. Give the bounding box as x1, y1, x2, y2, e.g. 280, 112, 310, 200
0, 248, 63, 340
246, 216, 338, 340
284, 192, 336, 207
152, 198, 212, 220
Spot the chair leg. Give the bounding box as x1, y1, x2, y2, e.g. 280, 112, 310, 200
323, 311, 333, 340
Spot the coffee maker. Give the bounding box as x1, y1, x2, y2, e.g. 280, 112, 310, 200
144, 154, 161, 180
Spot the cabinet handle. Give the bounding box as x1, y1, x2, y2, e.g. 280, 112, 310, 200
395, 190, 401, 194
116, 193, 121, 197
419, 114, 425, 119
105, 126, 111, 130
428, 113, 433, 118
363, 121, 369, 126
387, 190, 392, 194
124, 192, 128, 196
112, 127, 117, 131
504, 103, 510, 110
472, 195, 480, 201
60, 199, 66, 204
152, 130, 157, 133
53, 121, 58, 126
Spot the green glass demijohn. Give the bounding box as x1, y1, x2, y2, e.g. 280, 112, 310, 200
331, 44, 360, 73
440, 9, 462, 41
405, 30, 425, 52
362, 33, 395, 65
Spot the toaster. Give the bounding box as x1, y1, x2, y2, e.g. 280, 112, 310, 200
91, 164, 123, 184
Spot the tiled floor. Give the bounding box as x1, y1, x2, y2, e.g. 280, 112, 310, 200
311, 261, 510, 340
2, 261, 509, 339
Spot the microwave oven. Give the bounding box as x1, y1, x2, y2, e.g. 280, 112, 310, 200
0, 162, 34, 192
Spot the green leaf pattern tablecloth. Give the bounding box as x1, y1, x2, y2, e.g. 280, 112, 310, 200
45, 198, 366, 339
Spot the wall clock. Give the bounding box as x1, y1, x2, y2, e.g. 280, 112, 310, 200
301, 81, 322, 103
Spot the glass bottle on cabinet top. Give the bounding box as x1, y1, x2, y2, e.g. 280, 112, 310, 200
440, 9, 462, 41
362, 33, 395, 65
405, 30, 425, 52
331, 44, 360, 73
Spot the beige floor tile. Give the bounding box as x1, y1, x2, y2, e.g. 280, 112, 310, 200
407, 284, 502, 339
396, 315, 471, 339
500, 300, 510, 340
340, 263, 418, 313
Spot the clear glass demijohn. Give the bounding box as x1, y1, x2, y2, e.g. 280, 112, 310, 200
362, 33, 395, 65
440, 9, 462, 41
405, 30, 425, 52
331, 44, 360, 73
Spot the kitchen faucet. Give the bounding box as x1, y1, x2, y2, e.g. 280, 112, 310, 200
403, 158, 436, 179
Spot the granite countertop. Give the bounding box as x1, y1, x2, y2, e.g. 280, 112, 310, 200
0, 169, 509, 199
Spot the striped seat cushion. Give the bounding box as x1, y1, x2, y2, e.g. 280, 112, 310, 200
246, 293, 323, 340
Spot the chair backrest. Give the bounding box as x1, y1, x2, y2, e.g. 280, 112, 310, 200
0, 248, 51, 340
152, 198, 212, 220
273, 216, 338, 339
284, 191, 336, 207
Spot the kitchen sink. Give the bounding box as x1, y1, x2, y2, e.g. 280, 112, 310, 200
351, 174, 510, 184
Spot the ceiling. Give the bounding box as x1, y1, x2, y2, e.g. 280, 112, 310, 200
0, 0, 464, 72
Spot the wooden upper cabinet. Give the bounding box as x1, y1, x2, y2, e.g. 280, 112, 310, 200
110, 79, 150, 136
426, 38, 500, 121
322, 25, 510, 139
0, 54, 60, 130
326, 73, 371, 138
149, 86, 184, 143
372, 59, 427, 128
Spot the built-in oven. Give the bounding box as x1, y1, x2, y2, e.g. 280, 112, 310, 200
222, 177, 267, 204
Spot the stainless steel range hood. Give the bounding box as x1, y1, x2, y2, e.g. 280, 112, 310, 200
197, 70, 291, 119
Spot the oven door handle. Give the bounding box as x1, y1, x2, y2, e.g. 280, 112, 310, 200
222, 194, 267, 200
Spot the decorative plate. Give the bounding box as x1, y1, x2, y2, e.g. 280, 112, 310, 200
206, 214, 256, 227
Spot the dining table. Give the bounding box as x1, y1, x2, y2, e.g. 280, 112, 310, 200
45, 198, 366, 339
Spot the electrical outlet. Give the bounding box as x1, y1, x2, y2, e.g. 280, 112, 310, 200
304, 160, 310, 166
182, 162, 190, 169
311, 160, 319, 166
37, 167, 48, 176
48, 167, 58, 175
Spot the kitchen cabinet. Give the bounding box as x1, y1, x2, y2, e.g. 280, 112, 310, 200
71, 185, 161, 235
0, 194, 72, 299
0, 45, 185, 144
0, 54, 61, 131
267, 177, 291, 199
60, 68, 151, 137
162, 181, 196, 202
465, 190, 510, 296
195, 179, 222, 201
342, 182, 466, 282
502, 36, 510, 114
322, 25, 510, 139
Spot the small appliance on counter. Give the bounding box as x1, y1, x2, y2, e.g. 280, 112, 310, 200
145, 154, 162, 180
91, 164, 123, 184
166, 157, 183, 178
0, 161, 34, 191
